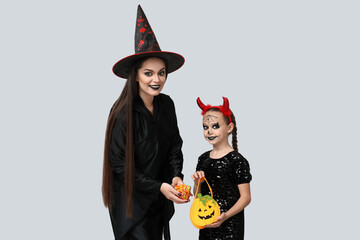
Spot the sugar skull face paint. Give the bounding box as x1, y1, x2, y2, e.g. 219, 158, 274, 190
202, 110, 233, 146
203, 114, 218, 124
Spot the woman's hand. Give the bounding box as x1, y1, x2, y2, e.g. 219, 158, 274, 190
171, 176, 184, 187
160, 183, 189, 204
171, 176, 193, 198
204, 212, 228, 228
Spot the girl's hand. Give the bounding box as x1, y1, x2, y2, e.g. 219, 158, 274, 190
160, 183, 189, 204
204, 212, 228, 228
191, 171, 205, 184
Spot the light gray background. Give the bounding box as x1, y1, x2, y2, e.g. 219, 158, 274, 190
1, 0, 359, 239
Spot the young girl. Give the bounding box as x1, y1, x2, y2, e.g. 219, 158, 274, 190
192, 97, 252, 240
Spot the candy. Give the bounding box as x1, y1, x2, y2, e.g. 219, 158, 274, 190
175, 184, 191, 200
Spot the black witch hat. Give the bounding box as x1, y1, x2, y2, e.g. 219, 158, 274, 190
113, 5, 185, 79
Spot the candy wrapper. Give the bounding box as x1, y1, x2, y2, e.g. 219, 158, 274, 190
175, 184, 191, 200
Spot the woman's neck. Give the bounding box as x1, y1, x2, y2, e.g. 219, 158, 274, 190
139, 93, 154, 113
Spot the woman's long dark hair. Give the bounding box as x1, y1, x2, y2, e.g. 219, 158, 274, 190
102, 59, 145, 217
102, 57, 168, 217
206, 108, 238, 151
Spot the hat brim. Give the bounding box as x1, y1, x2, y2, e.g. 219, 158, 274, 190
113, 51, 185, 79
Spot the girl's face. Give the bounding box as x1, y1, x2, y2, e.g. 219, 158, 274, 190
202, 110, 233, 146
137, 57, 166, 99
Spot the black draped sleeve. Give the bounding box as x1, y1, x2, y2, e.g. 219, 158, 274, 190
166, 97, 184, 180
109, 110, 161, 200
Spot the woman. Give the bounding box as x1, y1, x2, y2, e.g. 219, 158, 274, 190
102, 5, 187, 240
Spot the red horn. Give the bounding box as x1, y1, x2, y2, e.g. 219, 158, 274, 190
222, 97, 230, 111
197, 97, 206, 111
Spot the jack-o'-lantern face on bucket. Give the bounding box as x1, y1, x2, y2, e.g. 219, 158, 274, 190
198, 197, 216, 220
190, 194, 220, 228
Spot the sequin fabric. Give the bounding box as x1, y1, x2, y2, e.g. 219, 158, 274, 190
196, 150, 252, 240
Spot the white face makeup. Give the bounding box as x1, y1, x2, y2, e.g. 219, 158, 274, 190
137, 57, 166, 99
202, 111, 232, 147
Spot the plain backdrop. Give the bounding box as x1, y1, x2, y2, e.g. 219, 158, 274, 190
1, 0, 359, 239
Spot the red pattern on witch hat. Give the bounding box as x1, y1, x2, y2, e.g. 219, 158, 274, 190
197, 97, 232, 123
113, 5, 185, 79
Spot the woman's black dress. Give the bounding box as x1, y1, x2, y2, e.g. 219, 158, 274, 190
109, 94, 184, 240
196, 151, 252, 240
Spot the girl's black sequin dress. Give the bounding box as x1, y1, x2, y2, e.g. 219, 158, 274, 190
196, 150, 252, 240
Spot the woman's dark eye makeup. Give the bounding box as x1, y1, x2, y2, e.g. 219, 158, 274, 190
144, 71, 152, 76
144, 70, 165, 77
203, 125, 208, 130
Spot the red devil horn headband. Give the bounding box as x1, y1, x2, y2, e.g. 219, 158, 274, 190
196, 97, 232, 123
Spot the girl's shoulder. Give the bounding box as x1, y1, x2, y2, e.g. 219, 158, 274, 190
196, 151, 210, 170
228, 151, 252, 183
227, 151, 250, 164
228, 150, 246, 159
198, 150, 211, 161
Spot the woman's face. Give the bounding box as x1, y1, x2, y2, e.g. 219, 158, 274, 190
202, 110, 233, 146
137, 57, 166, 99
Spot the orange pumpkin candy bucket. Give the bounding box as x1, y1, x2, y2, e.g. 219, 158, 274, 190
190, 177, 220, 229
